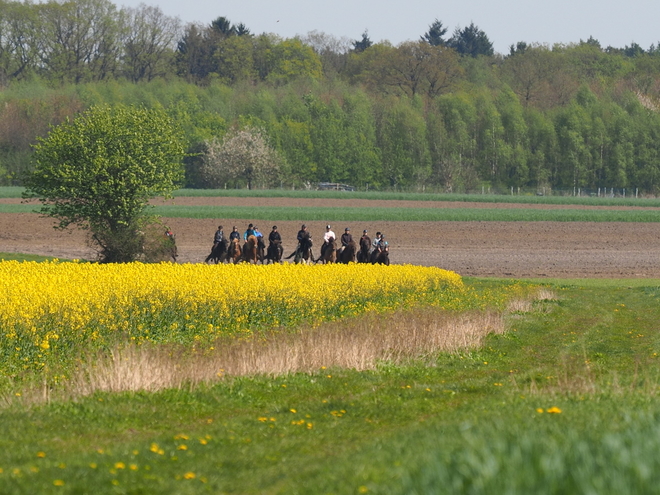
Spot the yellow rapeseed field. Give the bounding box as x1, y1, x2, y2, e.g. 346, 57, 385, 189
0, 260, 465, 373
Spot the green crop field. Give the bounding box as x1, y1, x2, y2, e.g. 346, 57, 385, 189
5, 185, 660, 207
6, 202, 660, 222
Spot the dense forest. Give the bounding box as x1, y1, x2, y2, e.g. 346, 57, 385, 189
2, 0, 660, 193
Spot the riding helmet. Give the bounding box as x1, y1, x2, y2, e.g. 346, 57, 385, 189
273, 225, 277, 230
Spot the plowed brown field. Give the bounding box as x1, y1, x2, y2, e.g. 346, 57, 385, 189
3, 196, 660, 278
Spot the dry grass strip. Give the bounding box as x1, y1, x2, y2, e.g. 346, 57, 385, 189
72, 308, 504, 396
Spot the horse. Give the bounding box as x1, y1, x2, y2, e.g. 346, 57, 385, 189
286, 236, 314, 264
318, 237, 336, 264
357, 235, 371, 263
205, 238, 228, 264
242, 235, 259, 264
265, 240, 284, 264
257, 236, 266, 263
338, 240, 357, 264
372, 244, 390, 265
227, 238, 242, 264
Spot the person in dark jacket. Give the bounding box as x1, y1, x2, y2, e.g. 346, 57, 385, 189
229, 226, 240, 241
338, 227, 352, 255
269, 225, 282, 244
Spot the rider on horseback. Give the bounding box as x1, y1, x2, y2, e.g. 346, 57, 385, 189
338, 227, 352, 256
321, 224, 335, 258
296, 224, 311, 257
372, 232, 382, 250
269, 225, 281, 244
243, 223, 255, 241
213, 225, 224, 246
267, 225, 283, 262
204, 225, 224, 263
229, 226, 240, 242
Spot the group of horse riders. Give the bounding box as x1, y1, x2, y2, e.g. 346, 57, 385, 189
317, 224, 389, 263
205, 223, 389, 264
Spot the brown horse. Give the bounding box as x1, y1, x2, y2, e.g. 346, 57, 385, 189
338, 240, 357, 264
318, 237, 336, 264
357, 235, 371, 263
242, 235, 259, 264
227, 238, 242, 264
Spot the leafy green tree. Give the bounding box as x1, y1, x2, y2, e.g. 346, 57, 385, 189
119, 4, 181, 82
375, 97, 430, 189
385, 41, 463, 98
23, 105, 186, 262
265, 38, 322, 84
37, 0, 122, 83
213, 35, 256, 84
0, 0, 40, 83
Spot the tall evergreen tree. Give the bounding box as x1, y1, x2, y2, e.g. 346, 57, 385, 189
421, 19, 448, 46
447, 22, 494, 57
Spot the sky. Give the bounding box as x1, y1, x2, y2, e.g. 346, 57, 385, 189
115, 0, 660, 55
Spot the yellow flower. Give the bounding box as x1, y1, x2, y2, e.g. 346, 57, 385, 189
53, 480, 65, 486
114, 462, 125, 469
546, 406, 562, 414
183, 472, 196, 480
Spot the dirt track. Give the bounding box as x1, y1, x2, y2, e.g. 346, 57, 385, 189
3, 197, 660, 278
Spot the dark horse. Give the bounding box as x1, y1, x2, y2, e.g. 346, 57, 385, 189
372, 244, 390, 265
357, 235, 371, 263
286, 236, 314, 264
318, 237, 336, 264
265, 240, 284, 264
257, 236, 266, 263
338, 240, 358, 264
205, 238, 228, 264
227, 238, 242, 264
242, 235, 259, 264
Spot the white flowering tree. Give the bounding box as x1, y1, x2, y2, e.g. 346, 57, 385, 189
200, 126, 281, 189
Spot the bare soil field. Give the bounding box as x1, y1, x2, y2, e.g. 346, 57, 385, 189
3, 196, 660, 278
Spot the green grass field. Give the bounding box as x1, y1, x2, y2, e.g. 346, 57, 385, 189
5, 202, 660, 223
1, 277, 660, 493
0, 252, 60, 262
5, 185, 660, 207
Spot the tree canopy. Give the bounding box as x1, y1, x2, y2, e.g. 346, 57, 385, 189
24, 105, 186, 262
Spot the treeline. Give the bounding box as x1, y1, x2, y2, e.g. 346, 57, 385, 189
2, 0, 660, 192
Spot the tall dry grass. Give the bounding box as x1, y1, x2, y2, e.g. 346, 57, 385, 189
70, 308, 504, 397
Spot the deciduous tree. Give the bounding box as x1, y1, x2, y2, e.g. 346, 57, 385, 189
24, 105, 185, 262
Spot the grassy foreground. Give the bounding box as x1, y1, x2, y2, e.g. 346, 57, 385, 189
1, 278, 660, 493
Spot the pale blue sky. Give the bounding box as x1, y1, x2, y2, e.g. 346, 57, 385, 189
116, 0, 659, 54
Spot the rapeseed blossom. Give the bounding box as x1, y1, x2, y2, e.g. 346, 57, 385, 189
0, 261, 465, 374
